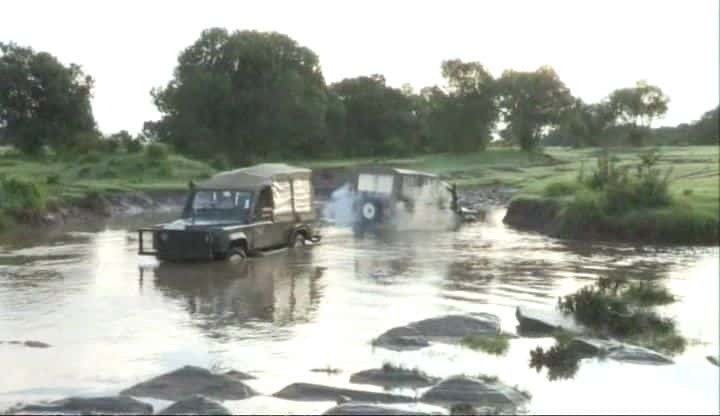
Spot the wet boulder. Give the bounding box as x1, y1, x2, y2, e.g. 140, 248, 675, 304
707, 356, 719, 367
6, 396, 152, 415
223, 369, 255, 380
409, 314, 501, 340
350, 366, 440, 389
373, 326, 430, 351
606, 344, 674, 365
119, 365, 257, 401
421, 375, 528, 411
272, 383, 414, 403
322, 402, 431, 415
568, 337, 673, 365
450, 403, 501, 416
156, 395, 230, 415
515, 306, 584, 336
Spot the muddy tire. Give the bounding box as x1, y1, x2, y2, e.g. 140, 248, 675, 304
229, 246, 247, 260
289, 231, 306, 248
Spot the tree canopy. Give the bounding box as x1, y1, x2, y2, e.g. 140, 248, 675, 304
496, 66, 574, 151
151, 28, 328, 163
0, 42, 96, 154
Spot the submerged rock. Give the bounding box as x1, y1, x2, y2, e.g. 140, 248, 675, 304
410, 314, 501, 339
322, 402, 430, 415
569, 337, 673, 365
374, 314, 502, 351
223, 369, 255, 380
23, 340, 51, 348
119, 365, 257, 401
156, 396, 230, 415
373, 326, 430, 351
350, 366, 440, 389
421, 375, 528, 410
7, 396, 152, 415
515, 306, 584, 336
707, 356, 719, 367
273, 383, 414, 403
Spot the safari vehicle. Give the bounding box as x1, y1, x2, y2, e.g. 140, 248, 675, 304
349, 166, 477, 232
138, 164, 320, 262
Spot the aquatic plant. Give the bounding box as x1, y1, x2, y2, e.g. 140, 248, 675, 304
460, 334, 510, 355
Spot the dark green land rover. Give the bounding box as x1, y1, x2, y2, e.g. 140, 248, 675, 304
138, 163, 320, 262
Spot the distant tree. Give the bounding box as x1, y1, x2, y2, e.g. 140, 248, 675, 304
151, 28, 328, 163
437, 60, 498, 152
497, 66, 574, 151
329, 74, 416, 157
692, 106, 719, 145
0, 42, 96, 154
609, 81, 669, 146
561, 98, 615, 147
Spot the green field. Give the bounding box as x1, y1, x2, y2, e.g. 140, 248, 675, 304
1, 145, 717, 243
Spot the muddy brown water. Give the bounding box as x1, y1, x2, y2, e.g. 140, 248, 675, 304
0, 209, 718, 414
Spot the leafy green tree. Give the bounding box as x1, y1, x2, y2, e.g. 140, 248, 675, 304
609, 81, 669, 146
691, 106, 719, 144
329, 74, 416, 157
497, 66, 574, 151
436, 60, 498, 152
560, 98, 615, 147
151, 28, 328, 163
0, 42, 96, 154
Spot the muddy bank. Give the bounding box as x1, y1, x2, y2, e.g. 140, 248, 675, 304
15, 190, 186, 230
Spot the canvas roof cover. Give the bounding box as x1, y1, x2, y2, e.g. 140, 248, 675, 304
354, 165, 438, 178
196, 163, 311, 190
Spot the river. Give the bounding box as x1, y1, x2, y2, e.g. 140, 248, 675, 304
0, 209, 717, 414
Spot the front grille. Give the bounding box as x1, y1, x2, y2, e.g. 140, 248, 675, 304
156, 230, 214, 261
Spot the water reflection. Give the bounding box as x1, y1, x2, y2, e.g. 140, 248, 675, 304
144, 249, 325, 342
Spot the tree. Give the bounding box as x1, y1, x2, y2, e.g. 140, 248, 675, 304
329, 75, 416, 157
691, 106, 719, 145
151, 28, 328, 163
0, 42, 96, 154
434, 60, 498, 152
561, 98, 615, 147
609, 81, 669, 146
497, 66, 574, 151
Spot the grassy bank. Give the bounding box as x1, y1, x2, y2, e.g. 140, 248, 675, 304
0, 146, 215, 230
301, 145, 718, 245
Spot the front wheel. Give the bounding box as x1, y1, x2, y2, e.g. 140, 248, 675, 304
289, 231, 306, 248
229, 246, 247, 260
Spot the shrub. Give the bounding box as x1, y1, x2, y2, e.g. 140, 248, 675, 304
145, 143, 170, 161
543, 181, 579, 197
46, 174, 61, 185
0, 177, 47, 212
80, 152, 102, 164
125, 139, 143, 153
211, 155, 231, 171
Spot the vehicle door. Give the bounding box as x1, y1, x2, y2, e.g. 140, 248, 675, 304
249, 187, 275, 250
269, 179, 294, 247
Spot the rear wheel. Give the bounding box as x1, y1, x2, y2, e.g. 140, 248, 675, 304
229, 246, 247, 260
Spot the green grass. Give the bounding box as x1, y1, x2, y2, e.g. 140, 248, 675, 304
460, 334, 511, 355
0, 150, 215, 226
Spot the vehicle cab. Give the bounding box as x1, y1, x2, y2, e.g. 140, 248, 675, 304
138, 164, 320, 262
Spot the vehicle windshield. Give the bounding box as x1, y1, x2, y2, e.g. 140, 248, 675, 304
189, 190, 253, 222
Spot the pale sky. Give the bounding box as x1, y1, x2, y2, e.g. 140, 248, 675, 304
3, 0, 718, 134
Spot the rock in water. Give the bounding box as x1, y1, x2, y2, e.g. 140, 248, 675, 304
568, 337, 674, 365
350, 367, 440, 388
157, 396, 230, 415
606, 344, 674, 365
322, 403, 429, 415
23, 340, 51, 348
119, 365, 257, 401
6, 396, 152, 415
515, 306, 584, 336
409, 314, 501, 339
272, 383, 414, 403
421, 375, 528, 410
373, 326, 430, 351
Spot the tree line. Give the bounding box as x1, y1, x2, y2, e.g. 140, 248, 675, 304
1, 29, 717, 164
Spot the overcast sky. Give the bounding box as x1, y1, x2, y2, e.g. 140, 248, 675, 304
3, 0, 718, 134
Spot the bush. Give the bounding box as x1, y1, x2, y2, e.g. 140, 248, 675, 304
80, 152, 102, 164
46, 174, 61, 185
211, 155, 231, 171
145, 143, 170, 161
125, 139, 143, 153
0, 177, 47, 212
543, 181, 579, 197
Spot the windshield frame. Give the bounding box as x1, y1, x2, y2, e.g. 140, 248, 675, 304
184, 189, 254, 223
